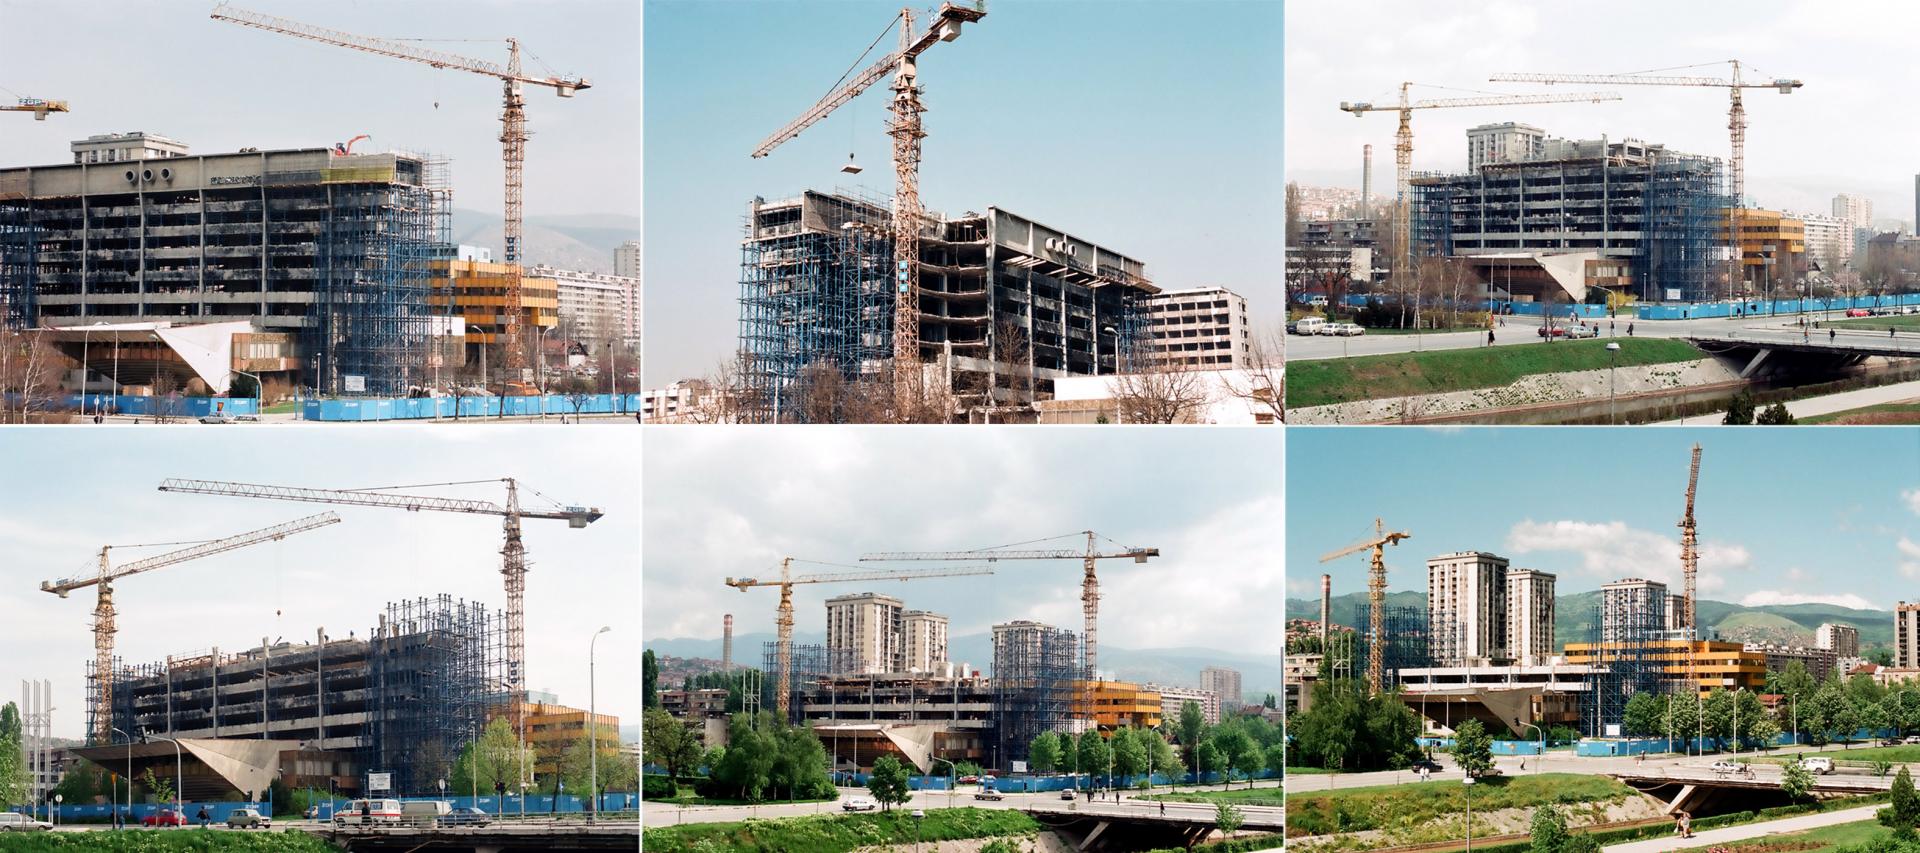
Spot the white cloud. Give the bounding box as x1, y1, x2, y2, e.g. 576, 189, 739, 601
1899, 537, 1920, 578
1505, 519, 1743, 592
1903, 489, 1920, 517
1740, 590, 1876, 611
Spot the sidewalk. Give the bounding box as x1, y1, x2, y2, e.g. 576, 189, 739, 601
1661, 379, 1920, 424
1602, 805, 1880, 852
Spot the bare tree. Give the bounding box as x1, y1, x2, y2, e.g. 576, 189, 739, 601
1222, 324, 1285, 424
1110, 341, 1211, 424
0, 325, 67, 424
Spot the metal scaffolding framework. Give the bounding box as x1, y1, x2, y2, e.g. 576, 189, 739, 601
1361, 605, 1432, 692
990, 624, 1080, 770
1587, 600, 1663, 738
759, 642, 854, 726
368, 595, 504, 795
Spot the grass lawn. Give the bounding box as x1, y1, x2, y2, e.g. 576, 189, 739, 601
0, 833, 335, 852
657, 784, 838, 807
1801, 402, 1920, 425
1286, 337, 1704, 408
1821, 314, 1920, 331
1683, 818, 1887, 852
1147, 787, 1284, 808
1285, 773, 1632, 838
641, 807, 1040, 853
262, 402, 300, 414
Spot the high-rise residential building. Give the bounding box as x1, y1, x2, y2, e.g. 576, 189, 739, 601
1142, 286, 1250, 370
826, 592, 905, 674
1899, 603, 1920, 669
1199, 666, 1243, 710
1665, 594, 1686, 635
1504, 569, 1556, 666
1147, 683, 1220, 726
1835, 193, 1875, 266
1817, 623, 1861, 659
1601, 578, 1668, 642
1465, 122, 1547, 170
532, 264, 641, 349
1426, 551, 1510, 666
1799, 213, 1852, 271
614, 240, 642, 279
901, 610, 950, 673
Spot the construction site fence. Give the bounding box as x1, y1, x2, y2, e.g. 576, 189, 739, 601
1333, 294, 1611, 319
309, 793, 640, 819
60, 394, 258, 417
10, 801, 266, 824
1637, 292, 1920, 320
300, 393, 641, 421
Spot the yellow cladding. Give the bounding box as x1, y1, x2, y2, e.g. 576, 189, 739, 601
511, 701, 622, 778
1719, 208, 1807, 267
430, 259, 560, 342
1563, 638, 1767, 696
1077, 680, 1164, 730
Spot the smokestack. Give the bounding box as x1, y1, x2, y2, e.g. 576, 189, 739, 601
1361, 144, 1373, 216
1320, 574, 1331, 652
723, 613, 734, 672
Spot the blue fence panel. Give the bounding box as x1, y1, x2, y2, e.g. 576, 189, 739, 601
14, 801, 268, 824
298, 394, 635, 421
1637, 293, 1920, 321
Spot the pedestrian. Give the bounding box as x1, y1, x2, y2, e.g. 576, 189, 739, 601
197, 806, 209, 828
1831, 329, 1837, 343
1610, 319, 1616, 336
1488, 329, 1496, 347
1160, 800, 1166, 816
1628, 322, 1635, 336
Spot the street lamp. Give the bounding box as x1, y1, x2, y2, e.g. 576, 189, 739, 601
912, 808, 926, 853
53, 794, 62, 827
149, 734, 184, 816
1096, 325, 1119, 377
1605, 341, 1621, 424
231, 369, 264, 420
109, 726, 131, 828
589, 625, 612, 823
929, 757, 956, 809
1518, 723, 1544, 774
1462, 772, 1475, 852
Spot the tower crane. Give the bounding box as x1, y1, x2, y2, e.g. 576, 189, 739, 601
1339, 85, 1620, 313
1491, 63, 1801, 299
1318, 518, 1410, 696
750, 2, 986, 389
155, 478, 602, 713
39, 512, 342, 742
1678, 443, 1702, 637
2, 98, 68, 120
211, 3, 591, 375
724, 558, 993, 720
862, 531, 1158, 718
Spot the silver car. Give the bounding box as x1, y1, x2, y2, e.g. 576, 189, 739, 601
0, 813, 52, 832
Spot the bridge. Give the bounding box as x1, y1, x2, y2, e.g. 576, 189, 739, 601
302, 820, 641, 851
1024, 799, 1283, 851
1689, 330, 1920, 378
1615, 765, 1892, 815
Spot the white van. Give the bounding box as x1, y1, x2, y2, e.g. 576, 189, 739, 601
334, 799, 404, 826
1292, 317, 1327, 336
399, 800, 452, 826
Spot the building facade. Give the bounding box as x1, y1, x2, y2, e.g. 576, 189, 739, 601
1743, 643, 1838, 683
1800, 213, 1852, 272
1719, 208, 1807, 291
1817, 622, 1861, 659
901, 610, 950, 673
1899, 603, 1920, 669
1600, 578, 1668, 642
1141, 286, 1250, 370
826, 592, 906, 674
1504, 569, 1556, 666
613, 240, 641, 280
1199, 666, 1243, 711
531, 264, 640, 349
1427, 551, 1510, 666
1465, 122, 1547, 171
1147, 683, 1220, 726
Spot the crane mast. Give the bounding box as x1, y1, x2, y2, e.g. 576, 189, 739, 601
1318, 518, 1410, 695
1680, 444, 1701, 637
41, 512, 343, 743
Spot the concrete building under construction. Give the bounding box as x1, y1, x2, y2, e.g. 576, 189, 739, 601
737, 190, 1157, 422
87, 595, 504, 798
0, 133, 453, 395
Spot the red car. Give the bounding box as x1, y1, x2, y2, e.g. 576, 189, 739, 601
143, 809, 188, 827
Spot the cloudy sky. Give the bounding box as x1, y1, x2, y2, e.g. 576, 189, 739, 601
1286, 0, 1920, 224
0, 0, 639, 219
642, 429, 1284, 657
643, 0, 1285, 383
1287, 427, 1920, 611
0, 429, 639, 739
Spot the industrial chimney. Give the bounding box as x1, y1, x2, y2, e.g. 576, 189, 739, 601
1361, 145, 1373, 217
1320, 574, 1331, 652
723, 613, 734, 672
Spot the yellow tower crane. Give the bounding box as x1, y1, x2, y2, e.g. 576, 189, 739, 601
210, 3, 591, 376
861, 531, 1159, 721
751, 2, 986, 393
1339, 85, 1620, 320
155, 478, 602, 719
2, 98, 68, 120
39, 512, 342, 743
1318, 518, 1410, 696
724, 558, 994, 720
1678, 443, 1702, 637
1492, 63, 1801, 302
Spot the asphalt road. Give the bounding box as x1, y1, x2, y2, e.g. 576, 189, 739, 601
641, 782, 1279, 828
1282, 743, 1837, 794
1603, 804, 1880, 852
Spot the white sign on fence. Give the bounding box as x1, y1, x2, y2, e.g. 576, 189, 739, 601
1011, 761, 1027, 774
368, 772, 392, 794
343, 375, 367, 393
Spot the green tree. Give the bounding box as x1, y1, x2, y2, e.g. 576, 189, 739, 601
1622, 693, 1663, 738
1265, 743, 1287, 778
0, 701, 23, 808
140, 768, 175, 807
643, 650, 660, 709
1059, 731, 1079, 779
1530, 805, 1572, 853
1748, 715, 1782, 751
643, 709, 703, 782
1723, 390, 1756, 425
1112, 728, 1149, 781
1149, 732, 1179, 783
1177, 701, 1206, 776
1665, 693, 1702, 750
1756, 402, 1796, 424
1703, 690, 1734, 748
1215, 802, 1245, 840
1773, 662, 1818, 712
1881, 765, 1920, 839
866, 755, 911, 812
1078, 730, 1112, 788
704, 712, 834, 803
1215, 730, 1261, 788
1782, 760, 1815, 802
449, 717, 538, 799
1196, 742, 1224, 786
1453, 719, 1494, 778
1028, 731, 1062, 774
53, 764, 100, 805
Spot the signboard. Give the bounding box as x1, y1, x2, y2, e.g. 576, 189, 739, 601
1604, 724, 1622, 738
342, 375, 366, 394
1011, 761, 1027, 774
368, 772, 392, 794
1665, 289, 1683, 302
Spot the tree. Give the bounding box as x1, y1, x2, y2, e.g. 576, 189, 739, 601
1058, 730, 1079, 780
642, 650, 660, 709
1077, 730, 1112, 788
1110, 360, 1211, 424
1665, 694, 1702, 751
1178, 701, 1207, 777
1452, 719, 1494, 778
0, 703, 26, 807
1195, 742, 1224, 786
1215, 802, 1245, 840
449, 717, 539, 798
1882, 765, 1920, 839
1530, 805, 1572, 853
1756, 402, 1796, 424
1028, 731, 1062, 775
1703, 690, 1735, 748
1623, 693, 1663, 738
867, 756, 911, 812
1723, 390, 1757, 425
1747, 715, 1782, 752
1782, 760, 1815, 802
1112, 728, 1149, 782
1213, 730, 1260, 788
140, 768, 175, 807
642, 709, 703, 782
1220, 324, 1286, 423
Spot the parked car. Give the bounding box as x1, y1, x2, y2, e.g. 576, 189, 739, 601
958, 775, 981, 785
226, 808, 272, 830
198, 413, 236, 424
1847, 308, 1871, 317
437, 808, 491, 828
0, 813, 52, 832
1710, 761, 1742, 774
974, 791, 1004, 801
1799, 757, 1835, 774
1563, 324, 1598, 339
1334, 322, 1367, 337
842, 797, 879, 812
143, 809, 189, 827
1292, 317, 1328, 336
1904, 735, 1920, 745
1059, 789, 1077, 801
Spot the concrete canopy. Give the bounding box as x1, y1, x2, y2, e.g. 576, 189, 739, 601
71, 737, 301, 800
48, 321, 250, 394
1403, 686, 1545, 737
814, 723, 941, 774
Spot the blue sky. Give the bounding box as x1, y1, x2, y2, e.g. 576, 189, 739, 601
0, 0, 639, 219
642, 427, 1284, 655
643, 0, 1285, 382
1287, 428, 1920, 611
0, 429, 639, 739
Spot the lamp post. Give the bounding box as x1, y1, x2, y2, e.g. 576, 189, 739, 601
929, 757, 956, 809
151, 735, 183, 816
1096, 325, 1118, 377
53, 793, 62, 827
1519, 723, 1544, 774
1605, 341, 1621, 424
589, 626, 611, 823
231, 369, 264, 420
1462, 772, 1475, 852
109, 727, 131, 828
912, 808, 925, 853
536, 326, 550, 420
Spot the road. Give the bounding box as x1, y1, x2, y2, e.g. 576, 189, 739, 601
641, 782, 1279, 828
1282, 744, 1833, 794
1286, 308, 1917, 361
1602, 804, 1880, 853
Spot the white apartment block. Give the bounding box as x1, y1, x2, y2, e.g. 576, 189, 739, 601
1199, 666, 1242, 710
826, 592, 905, 674
1143, 286, 1251, 370
1466, 122, 1547, 171
1601, 578, 1669, 642
1427, 551, 1509, 666
641, 380, 726, 423
531, 264, 641, 349
1148, 683, 1220, 726
902, 610, 950, 673
1817, 622, 1861, 659
1504, 568, 1556, 667
615, 240, 642, 279
1899, 604, 1920, 670
1800, 213, 1852, 271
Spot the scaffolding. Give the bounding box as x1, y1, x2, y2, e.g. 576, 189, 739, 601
1587, 600, 1663, 738
1644, 152, 1729, 303
0, 185, 32, 328
368, 595, 503, 795
759, 642, 854, 726
738, 190, 895, 423
1361, 605, 1432, 692
991, 623, 1079, 770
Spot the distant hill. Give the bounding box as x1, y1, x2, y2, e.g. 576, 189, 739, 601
1286, 591, 1892, 654
449, 209, 638, 274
